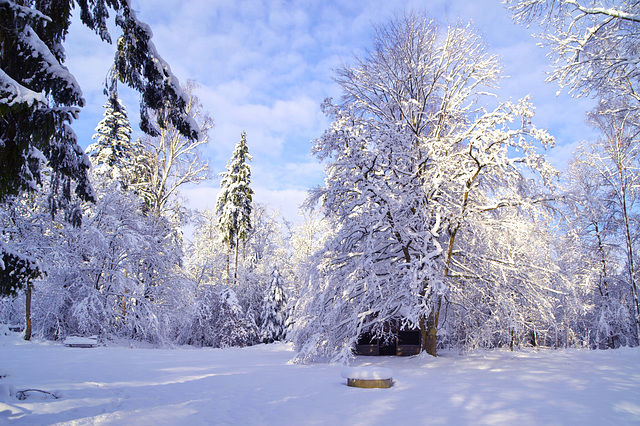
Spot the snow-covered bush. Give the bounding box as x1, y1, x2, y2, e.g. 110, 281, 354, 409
11, 174, 188, 345
178, 287, 258, 348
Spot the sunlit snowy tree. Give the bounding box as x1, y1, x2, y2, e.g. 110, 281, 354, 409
35, 178, 187, 343
216, 131, 253, 285
292, 12, 558, 362
188, 202, 291, 337
188, 209, 229, 287
564, 98, 640, 345
178, 284, 264, 349
260, 268, 288, 343
0, 170, 192, 343
507, 1, 640, 346
87, 93, 142, 189
135, 80, 212, 221
238, 204, 291, 327
563, 151, 636, 349
506, 0, 640, 107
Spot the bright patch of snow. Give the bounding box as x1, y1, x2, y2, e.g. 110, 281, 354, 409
0, 331, 639, 425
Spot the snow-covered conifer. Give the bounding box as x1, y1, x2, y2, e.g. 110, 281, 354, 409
216, 288, 259, 347
216, 131, 254, 284
179, 287, 258, 348
260, 268, 288, 343
87, 94, 136, 188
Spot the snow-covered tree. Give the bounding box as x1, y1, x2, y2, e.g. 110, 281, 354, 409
216, 131, 253, 285
188, 209, 229, 287
292, 12, 557, 362
440, 207, 565, 350
187, 202, 293, 343
5, 170, 190, 344
0, 192, 50, 338
237, 204, 292, 325
177, 285, 220, 347
0, 0, 199, 297
135, 80, 212, 221
562, 151, 619, 348
180, 286, 258, 348
289, 209, 330, 285
506, 0, 640, 108
216, 288, 259, 347
507, 1, 640, 346
87, 93, 137, 188
588, 99, 640, 342
260, 268, 288, 343
563, 98, 640, 344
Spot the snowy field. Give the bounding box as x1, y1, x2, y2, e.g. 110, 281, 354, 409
1, 331, 639, 425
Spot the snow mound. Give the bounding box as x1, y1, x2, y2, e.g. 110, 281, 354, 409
341, 367, 392, 380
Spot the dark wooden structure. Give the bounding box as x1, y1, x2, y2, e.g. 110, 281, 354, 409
354, 322, 421, 356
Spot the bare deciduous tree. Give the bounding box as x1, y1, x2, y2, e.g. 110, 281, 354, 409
506, 0, 640, 106
135, 80, 213, 221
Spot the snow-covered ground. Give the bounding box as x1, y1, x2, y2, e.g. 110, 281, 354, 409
1, 330, 639, 425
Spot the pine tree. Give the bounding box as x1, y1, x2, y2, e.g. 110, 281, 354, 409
216, 288, 259, 347
215, 132, 253, 285
87, 93, 137, 188
260, 268, 288, 343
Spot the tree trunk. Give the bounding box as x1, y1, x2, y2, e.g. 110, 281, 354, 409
622, 196, 640, 343
234, 237, 239, 286
614, 168, 640, 343
122, 287, 127, 320
421, 221, 458, 357
226, 240, 230, 286
24, 283, 32, 341
420, 295, 441, 356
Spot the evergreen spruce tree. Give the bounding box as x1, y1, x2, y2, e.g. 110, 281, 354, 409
87, 93, 136, 188
216, 288, 259, 347
215, 131, 253, 285
260, 268, 288, 343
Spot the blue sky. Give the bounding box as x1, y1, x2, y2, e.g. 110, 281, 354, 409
64, 0, 598, 224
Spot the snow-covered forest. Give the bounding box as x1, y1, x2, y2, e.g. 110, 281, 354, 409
1, 0, 639, 369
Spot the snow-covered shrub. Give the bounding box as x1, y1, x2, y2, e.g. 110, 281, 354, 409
216, 289, 259, 347
178, 287, 258, 348
0, 293, 24, 332
18, 175, 189, 345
